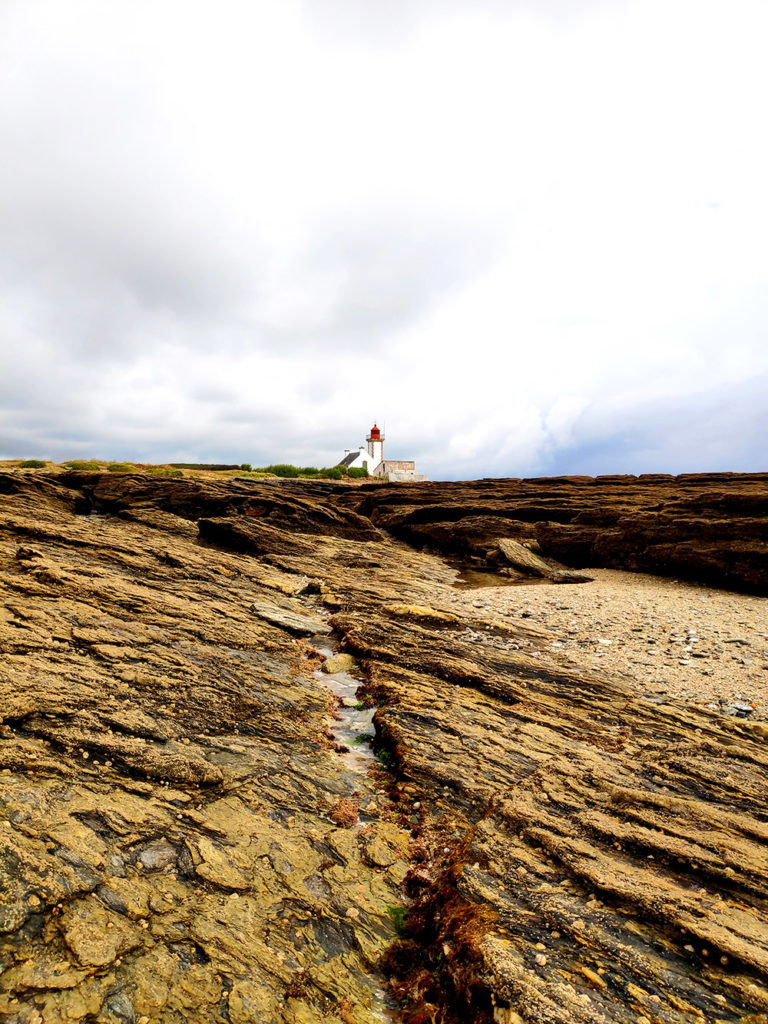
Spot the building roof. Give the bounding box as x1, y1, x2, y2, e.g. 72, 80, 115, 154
338, 451, 363, 468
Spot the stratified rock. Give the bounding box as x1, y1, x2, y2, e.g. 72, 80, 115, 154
2, 468, 768, 1024
0, 471, 410, 1024
495, 538, 593, 583
343, 473, 768, 592
495, 537, 549, 575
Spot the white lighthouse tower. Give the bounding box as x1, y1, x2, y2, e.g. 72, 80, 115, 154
337, 422, 427, 480
366, 423, 384, 471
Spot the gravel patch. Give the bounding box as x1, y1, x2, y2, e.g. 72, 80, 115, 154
447, 568, 768, 718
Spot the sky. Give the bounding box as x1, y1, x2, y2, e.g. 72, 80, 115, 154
1, 0, 766, 480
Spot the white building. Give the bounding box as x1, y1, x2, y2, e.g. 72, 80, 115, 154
338, 424, 428, 482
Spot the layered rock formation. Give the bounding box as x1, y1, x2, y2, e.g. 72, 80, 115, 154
344, 473, 768, 593
2, 470, 768, 1024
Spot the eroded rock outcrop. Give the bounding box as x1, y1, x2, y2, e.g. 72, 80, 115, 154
343, 473, 768, 593
2, 470, 768, 1023
0, 473, 410, 1024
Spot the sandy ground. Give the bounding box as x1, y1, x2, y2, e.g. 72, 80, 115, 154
447, 568, 768, 717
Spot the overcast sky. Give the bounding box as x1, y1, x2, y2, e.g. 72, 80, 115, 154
1, 0, 766, 479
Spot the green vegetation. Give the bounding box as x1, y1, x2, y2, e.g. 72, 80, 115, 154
146, 466, 184, 478
386, 905, 408, 935
106, 462, 136, 473
19, 459, 47, 469
351, 733, 374, 746
260, 464, 302, 478
63, 460, 102, 471
258, 463, 364, 481
376, 748, 394, 769
168, 463, 239, 471
239, 463, 252, 471
346, 466, 369, 479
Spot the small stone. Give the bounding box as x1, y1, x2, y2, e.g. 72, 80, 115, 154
345, 907, 359, 919
535, 953, 547, 966
580, 966, 606, 989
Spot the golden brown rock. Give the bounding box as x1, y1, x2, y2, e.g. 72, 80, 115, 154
2, 468, 768, 1024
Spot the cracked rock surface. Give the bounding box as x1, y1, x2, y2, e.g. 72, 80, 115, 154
2, 469, 768, 1024
0, 473, 416, 1024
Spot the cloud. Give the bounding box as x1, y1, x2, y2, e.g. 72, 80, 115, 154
1, 0, 767, 477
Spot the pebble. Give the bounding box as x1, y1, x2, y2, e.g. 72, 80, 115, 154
449, 569, 768, 715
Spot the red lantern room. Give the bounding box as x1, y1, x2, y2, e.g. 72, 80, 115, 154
367, 424, 381, 441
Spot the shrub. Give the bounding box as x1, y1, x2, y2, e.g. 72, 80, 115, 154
239, 463, 252, 471
346, 466, 369, 479
107, 462, 136, 473
260, 464, 301, 478
257, 464, 347, 480
169, 464, 238, 471
19, 459, 47, 469
63, 460, 102, 471
146, 466, 184, 478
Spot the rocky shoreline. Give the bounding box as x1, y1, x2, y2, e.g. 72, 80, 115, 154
2, 470, 768, 1023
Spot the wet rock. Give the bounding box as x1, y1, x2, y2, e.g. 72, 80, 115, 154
322, 653, 359, 675
135, 839, 177, 871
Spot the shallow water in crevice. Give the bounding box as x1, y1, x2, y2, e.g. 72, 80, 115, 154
311, 644, 376, 774
309, 641, 403, 1023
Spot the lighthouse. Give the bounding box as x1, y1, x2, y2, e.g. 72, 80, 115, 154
366, 423, 384, 468
337, 423, 427, 481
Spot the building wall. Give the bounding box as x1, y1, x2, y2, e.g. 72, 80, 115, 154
343, 449, 375, 472
343, 442, 427, 482
366, 439, 384, 466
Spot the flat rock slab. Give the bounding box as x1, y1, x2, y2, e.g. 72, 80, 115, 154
248, 600, 330, 635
